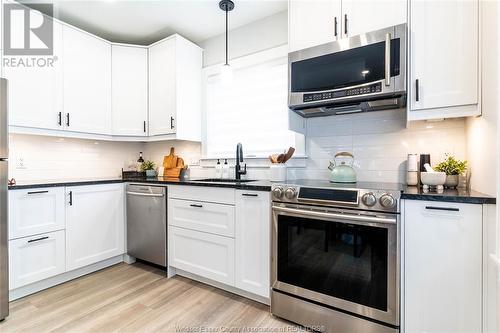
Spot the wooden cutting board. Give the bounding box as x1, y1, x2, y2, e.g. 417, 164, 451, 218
163, 147, 178, 169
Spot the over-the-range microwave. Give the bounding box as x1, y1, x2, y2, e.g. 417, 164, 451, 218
288, 24, 407, 117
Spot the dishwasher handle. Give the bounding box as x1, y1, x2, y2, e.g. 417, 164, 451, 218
126, 191, 165, 197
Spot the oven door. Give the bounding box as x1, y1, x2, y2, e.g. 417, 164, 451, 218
271, 203, 399, 326
288, 24, 406, 109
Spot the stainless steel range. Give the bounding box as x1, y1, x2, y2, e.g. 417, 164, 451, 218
270, 180, 402, 333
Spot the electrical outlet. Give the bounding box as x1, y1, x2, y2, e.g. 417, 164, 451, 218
15, 157, 27, 169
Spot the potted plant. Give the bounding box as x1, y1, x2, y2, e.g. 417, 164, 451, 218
434, 155, 467, 188
140, 160, 157, 178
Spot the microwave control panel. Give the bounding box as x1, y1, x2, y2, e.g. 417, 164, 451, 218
303, 82, 382, 103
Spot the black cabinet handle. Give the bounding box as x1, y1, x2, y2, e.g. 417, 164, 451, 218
425, 206, 459, 212
58, 112, 62, 126
415, 79, 420, 101
242, 193, 258, 197
170, 116, 174, 130
27, 190, 49, 195
344, 14, 348, 35
190, 204, 203, 208
28, 236, 49, 243
143, 121, 146, 133
66, 113, 70, 127
69, 191, 73, 206
334, 17, 338, 37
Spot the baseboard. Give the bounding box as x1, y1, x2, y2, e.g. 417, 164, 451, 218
173, 268, 270, 305
9, 255, 124, 301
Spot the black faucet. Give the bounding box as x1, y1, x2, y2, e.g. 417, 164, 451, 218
235, 143, 247, 180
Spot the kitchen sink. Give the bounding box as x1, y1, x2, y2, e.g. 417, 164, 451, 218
192, 178, 256, 183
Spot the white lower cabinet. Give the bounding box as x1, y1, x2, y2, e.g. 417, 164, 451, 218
404, 200, 482, 333
170, 226, 235, 285
9, 230, 66, 289
235, 191, 270, 298
8, 187, 66, 239
66, 184, 125, 271
169, 199, 235, 237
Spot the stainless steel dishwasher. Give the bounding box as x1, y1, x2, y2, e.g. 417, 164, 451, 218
126, 184, 167, 267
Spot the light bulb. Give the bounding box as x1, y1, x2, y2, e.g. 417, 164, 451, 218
220, 64, 233, 84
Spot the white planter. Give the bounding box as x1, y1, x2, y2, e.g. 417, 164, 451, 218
270, 164, 287, 182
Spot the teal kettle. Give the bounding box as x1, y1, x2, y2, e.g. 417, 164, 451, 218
328, 152, 357, 183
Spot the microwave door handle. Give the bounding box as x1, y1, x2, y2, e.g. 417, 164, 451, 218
385, 32, 391, 86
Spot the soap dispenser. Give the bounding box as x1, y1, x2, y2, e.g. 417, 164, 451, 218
215, 159, 223, 179
222, 159, 230, 179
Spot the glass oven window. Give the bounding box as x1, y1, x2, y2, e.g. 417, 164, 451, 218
277, 214, 388, 311
291, 39, 400, 92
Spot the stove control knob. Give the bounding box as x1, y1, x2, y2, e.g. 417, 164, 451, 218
362, 192, 377, 207
379, 193, 396, 208
285, 187, 297, 200
272, 187, 284, 199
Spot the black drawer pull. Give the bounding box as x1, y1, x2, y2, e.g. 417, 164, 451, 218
28, 236, 49, 243
242, 193, 258, 197
27, 190, 49, 195
190, 204, 203, 208
415, 79, 420, 101
425, 206, 459, 212
69, 191, 73, 206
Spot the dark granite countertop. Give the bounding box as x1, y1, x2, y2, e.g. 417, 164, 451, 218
8, 177, 272, 192
402, 186, 496, 205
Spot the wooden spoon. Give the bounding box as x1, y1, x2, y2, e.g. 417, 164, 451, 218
277, 154, 285, 163
282, 147, 295, 163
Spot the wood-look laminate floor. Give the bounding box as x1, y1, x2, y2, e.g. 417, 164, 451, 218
0, 263, 295, 333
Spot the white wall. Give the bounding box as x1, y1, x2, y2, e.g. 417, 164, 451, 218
198, 10, 288, 67
8, 134, 144, 182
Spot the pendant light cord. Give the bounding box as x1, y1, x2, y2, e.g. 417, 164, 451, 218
225, 7, 229, 66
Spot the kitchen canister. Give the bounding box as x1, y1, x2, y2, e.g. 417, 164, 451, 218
406, 154, 419, 186
270, 164, 287, 182
407, 154, 418, 172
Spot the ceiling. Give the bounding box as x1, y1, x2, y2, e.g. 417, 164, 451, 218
21, 0, 288, 45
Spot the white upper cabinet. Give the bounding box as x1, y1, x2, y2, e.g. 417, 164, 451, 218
4, 19, 63, 130
149, 35, 202, 140
66, 184, 125, 271
409, 0, 479, 116
404, 200, 482, 333
112, 45, 148, 136
342, 0, 406, 38
288, 0, 342, 52
288, 0, 406, 52
63, 26, 112, 135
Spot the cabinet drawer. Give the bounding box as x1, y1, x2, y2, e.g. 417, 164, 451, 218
169, 226, 234, 286
9, 187, 66, 239
9, 230, 66, 289
169, 199, 235, 237
168, 185, 235, 205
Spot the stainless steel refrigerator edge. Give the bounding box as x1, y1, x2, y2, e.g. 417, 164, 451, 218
0, 78, 9, 321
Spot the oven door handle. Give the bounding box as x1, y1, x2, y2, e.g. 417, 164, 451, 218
273, 206, 397, 225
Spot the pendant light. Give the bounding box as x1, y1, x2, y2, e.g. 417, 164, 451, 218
219, 0, 234, 84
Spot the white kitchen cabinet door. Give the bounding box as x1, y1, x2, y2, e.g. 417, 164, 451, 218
410, 0, 478, 112
9, 230, 66, 289
63, 26, 112, 135
342, 0, 406, 38
235, 191, 270, 297
66, 184, 125, 271
148, 37, 176, 136
111, 45, 148, 136
288, 0, 342, 52
9, 187, 66, 240
149, 35, 202, 140
404, 200, 482, 333
169, 226, 235, 286
4, 20, 63, 130
169, 199, 235, 237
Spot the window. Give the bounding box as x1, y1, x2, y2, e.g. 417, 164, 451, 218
203, 46, 303, 158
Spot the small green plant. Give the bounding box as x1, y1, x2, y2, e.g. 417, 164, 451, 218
434, 155, 467, 175
140, 160, 156, 172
